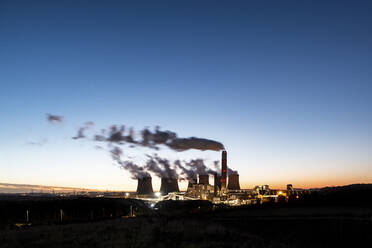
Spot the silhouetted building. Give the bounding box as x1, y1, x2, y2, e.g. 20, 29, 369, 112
227, 174, 240, 190
254, 185, 270, 195
160, 178, 179, 195
136, 177, 154, 195
214, 173, 221, 196
287, 184, 294, 194
185, 183, 214, 200
198, 175, 209, 185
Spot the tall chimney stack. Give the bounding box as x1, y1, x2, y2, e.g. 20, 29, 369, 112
214, 173, 221, 196
221, 150, 227, 191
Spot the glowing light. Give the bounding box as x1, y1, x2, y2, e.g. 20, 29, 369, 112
125, 192, 129, 196
155, 192, 161, 197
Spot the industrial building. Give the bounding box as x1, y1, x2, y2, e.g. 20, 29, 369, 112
159, 177, 179, 196
131, 150, 301, 206
227, 174, 240, 190
136, 177, 154, 195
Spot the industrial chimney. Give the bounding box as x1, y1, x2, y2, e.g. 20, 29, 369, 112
227, 173, 240, 190
136, 177, 154, 195
221, 150, 227, 191
214, 173, 221, 196
198, 175, 209, 185
160, 178, 180, 195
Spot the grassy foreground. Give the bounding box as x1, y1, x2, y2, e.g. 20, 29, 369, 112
1, 205, 371, 248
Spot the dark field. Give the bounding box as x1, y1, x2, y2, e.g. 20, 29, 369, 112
1, 202, 371, 248
1, 185, 372, 248
0, 195, 149, 227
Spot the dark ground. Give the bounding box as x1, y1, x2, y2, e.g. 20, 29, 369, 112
1, 184, 372, 248
0, 204, 371, 248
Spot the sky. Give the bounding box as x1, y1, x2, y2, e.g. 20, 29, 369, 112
1, 0, 372, 191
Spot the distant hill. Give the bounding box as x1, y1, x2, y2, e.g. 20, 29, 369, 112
0, 182, 102, 194
306, 184, 372, 206
319, 183, 372, 192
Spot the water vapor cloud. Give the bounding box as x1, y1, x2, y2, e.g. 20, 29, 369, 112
68, 121, 237, 179
93, 125, 224, 152
72, 121, 94, 140
47, 113, 63, 124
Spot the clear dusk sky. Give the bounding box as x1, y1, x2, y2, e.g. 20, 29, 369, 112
1, 0, 371, 191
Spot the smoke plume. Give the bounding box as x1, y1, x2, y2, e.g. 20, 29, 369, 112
72, 122, 228, 179
175, 159, 197, 180
175, 159, 217, 181
228, 168, 238, 175
110, 147, 149, 179
213, 160, 220, 174
167, 137, 224, 151
144, 154, 178, 179
47, 113, 63, 123
72, 121, 94, 140
94, 125, 224, 152
26, 138, 48, 146
107, 125, 136, 144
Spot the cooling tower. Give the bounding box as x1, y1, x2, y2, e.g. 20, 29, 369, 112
160, 177, 179, 195
227, 173, 240, 190
136, 177, 154, 195
198, 175, 209, 185
221, 150, 227, 190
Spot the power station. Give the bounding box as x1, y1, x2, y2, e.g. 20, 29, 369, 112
131, 150, 299, 206
134, 150, 242, 200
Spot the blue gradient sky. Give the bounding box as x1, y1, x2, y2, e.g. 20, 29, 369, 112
1, 0, 371, 190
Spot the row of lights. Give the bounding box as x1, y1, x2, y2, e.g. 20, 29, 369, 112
125, 192, 162, 197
